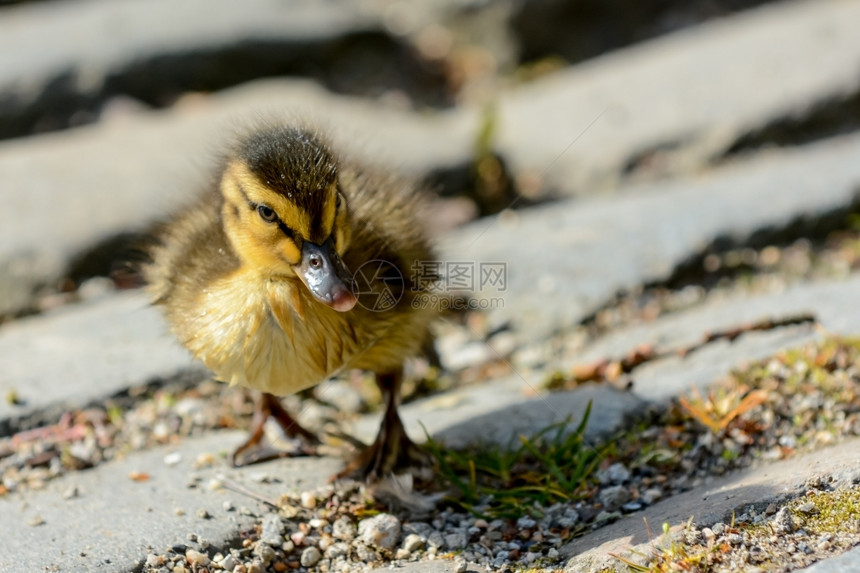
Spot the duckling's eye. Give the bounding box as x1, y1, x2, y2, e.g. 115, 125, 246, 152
256, 204, 278, 223
336, 193, 342, 209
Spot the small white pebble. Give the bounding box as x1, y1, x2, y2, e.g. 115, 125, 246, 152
163, 452, 183, 466
185, 548, 210, 566
402, 533, 425, 553
62, 485, 80, 500
300, 491, 317, 509
219, 554, 237, 570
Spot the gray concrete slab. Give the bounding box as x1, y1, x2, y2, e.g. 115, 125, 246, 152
351, 380, 644, 450
0, 291, 196, 435
449, 132, 860, 340
801, 546, 860, 573
0, 78, 478, 317
0, 431, 341, 573
8, 139, 860, 437
497, 0, 860, 195
352, 276, 860, 452
0, 0, 382, 135
561, 437, 860, 571
569, 275, 860, 401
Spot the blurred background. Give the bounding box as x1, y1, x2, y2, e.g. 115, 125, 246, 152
6, 0, 859, 322
3, 2, 860, 570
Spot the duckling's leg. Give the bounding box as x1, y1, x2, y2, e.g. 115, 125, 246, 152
229, 392, 319, 467
337, 369, 431, 481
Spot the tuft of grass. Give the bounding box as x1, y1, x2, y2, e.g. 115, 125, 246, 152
424, 401, 607, 519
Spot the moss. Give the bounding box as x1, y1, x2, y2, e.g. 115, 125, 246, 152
628, 487, 860, 572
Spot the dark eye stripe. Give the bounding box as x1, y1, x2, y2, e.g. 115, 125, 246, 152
276, 220, 298, 243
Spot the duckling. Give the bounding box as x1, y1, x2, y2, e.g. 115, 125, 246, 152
145, 123, 439, 479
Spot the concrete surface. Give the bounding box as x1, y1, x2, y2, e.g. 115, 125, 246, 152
0, 0, 385, 136
0, 431, 341, 572
497, 0, 860, 194
801, 545, 860, 573
451, 132, 860, 340
0, 79, 478, 317
0, 291, 197, 435
561, 437, 860, 571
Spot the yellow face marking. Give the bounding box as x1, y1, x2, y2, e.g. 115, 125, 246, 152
221, 162, 303, 270
320, 183, 338, 240
226, 161, 313, 235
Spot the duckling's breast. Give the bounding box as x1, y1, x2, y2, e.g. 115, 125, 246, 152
178, 269, 360, 396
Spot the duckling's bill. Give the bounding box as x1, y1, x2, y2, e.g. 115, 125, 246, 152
294, 237, 357, 312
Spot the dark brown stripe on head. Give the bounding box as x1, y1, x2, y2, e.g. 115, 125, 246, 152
237, 127, 337, 222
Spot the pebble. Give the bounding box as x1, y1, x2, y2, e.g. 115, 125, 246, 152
219, 554, 238, 571
796, 502, 819, 515
772, 507, 796, 534
622, 502, 643, 512
325, 542, 348, 559
163, 452, 183, 466
599, 484, 631, 510
427, 531, 445, 549
445, 531, 468, 550
359, 513, 402, 550
402, 533, 425, 553
640, 488, 663, 505
332, 516, 356, 541
62, 485, 80, 500
254, 543, 275, 566
185, 549, 210, 567
594, 510, 621, 525
516, 516, 537, 529
27, 515, 45, 526
598, 462, 631, 485
196, 508, 211, 519
454, 557, 468, 572
300, 491, 317, 509
260, 514, 285, 546
222, 500, 235, 512
404, 521, 434, 538
354, 543, 379, 563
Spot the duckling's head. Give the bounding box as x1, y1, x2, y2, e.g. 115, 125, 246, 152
220, 126, 356, 312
